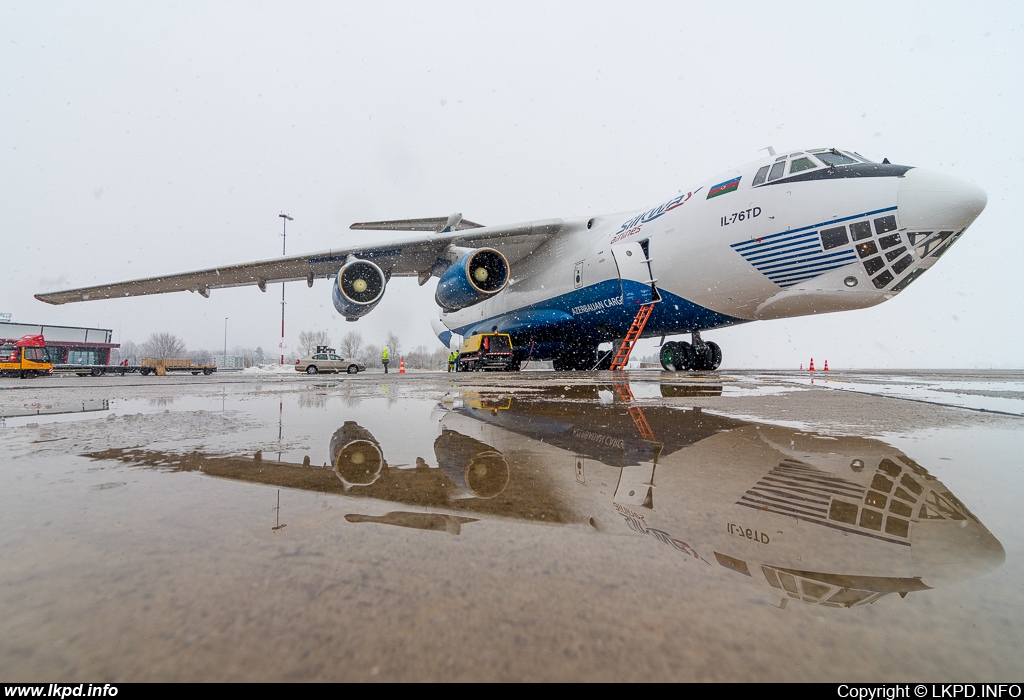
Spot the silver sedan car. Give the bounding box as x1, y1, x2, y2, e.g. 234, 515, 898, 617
295, 352, 366, 375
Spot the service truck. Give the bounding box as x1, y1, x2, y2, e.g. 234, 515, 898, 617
0, 334, 53, 378
458, 333, 516, 372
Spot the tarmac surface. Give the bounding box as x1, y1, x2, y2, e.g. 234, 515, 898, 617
1, 367, 1022, 681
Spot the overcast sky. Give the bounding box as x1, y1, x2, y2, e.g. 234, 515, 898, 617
2, 1, 1022, 368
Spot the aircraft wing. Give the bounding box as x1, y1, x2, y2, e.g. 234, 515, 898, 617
34, 217, 568, 305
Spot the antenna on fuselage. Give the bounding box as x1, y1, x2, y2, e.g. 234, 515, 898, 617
761, 146, 777, 156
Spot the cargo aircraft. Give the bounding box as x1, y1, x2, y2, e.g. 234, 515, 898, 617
36, 148, 987, 371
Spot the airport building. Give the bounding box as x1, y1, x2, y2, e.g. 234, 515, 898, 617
0, 319, 119, 365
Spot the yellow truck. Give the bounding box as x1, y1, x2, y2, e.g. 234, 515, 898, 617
458, 333, 517, 372
0, 334, 53, 378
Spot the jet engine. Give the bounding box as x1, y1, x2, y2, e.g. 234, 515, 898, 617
433, 429, 510, 499
434, 248, 509, 311
332, 258, 386, 321
329, 421, 385, 488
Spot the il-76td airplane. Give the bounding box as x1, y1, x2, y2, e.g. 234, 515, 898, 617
36, 148, 987, 371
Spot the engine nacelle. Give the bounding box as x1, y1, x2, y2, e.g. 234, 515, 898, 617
332, 258, 386, 321
434, 248, 509, 311
330, 421, 384, 488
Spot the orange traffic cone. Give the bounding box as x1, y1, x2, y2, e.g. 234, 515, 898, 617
808, 358, 815, 371
823, 360, 829, 371
399, 357, 406, 374
799, 363, 804, 371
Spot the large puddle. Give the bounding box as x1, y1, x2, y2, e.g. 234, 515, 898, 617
1, 377, 1021, 681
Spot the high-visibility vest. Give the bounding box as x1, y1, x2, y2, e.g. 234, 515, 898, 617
382, 348, 389, 361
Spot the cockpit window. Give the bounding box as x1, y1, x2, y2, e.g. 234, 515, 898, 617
767, 161, 786, 182
813, 150, 858, 166
789, 156, 818, 174
752, 165, 770, 186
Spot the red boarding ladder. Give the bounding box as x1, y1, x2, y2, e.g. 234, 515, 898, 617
613, 382, 656, 441
610, 303, 655, 370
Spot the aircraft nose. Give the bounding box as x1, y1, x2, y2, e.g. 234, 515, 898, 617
912, 518, 1005, 589
898, 167, 987, 231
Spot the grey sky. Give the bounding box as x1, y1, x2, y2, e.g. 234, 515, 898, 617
3, 1, 1022, 367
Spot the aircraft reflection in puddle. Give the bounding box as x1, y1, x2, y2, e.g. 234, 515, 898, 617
93, 383, 1004, 609
429, 385, 1004, 607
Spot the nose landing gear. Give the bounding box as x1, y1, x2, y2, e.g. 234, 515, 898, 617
660, 332, 722, 371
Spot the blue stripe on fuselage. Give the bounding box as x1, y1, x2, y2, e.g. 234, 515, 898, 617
445, 280, 746, 355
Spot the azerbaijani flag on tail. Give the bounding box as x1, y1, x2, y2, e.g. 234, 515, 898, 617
706, 176, 741, 199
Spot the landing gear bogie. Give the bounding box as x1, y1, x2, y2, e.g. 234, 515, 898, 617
660, 335, 722, 372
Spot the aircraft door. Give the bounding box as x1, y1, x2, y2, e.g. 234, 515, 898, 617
614, 462, 658, 509
610, 239, 661, 307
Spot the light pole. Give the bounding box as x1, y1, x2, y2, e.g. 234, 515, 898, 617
223, 317, 228, 368
279, 213, 293, 365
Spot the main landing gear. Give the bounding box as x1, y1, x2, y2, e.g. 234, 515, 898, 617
660, 331, 722, 372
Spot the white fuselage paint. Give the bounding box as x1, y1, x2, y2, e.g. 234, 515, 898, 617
439, 149, 986, 342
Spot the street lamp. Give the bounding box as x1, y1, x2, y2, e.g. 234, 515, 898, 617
279, 213, 293, 365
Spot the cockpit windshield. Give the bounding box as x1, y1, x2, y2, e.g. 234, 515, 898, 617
812, 149, 860, 166
751, 148, 881, 188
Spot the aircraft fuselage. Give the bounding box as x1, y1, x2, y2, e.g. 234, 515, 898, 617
440, 149, 986, 363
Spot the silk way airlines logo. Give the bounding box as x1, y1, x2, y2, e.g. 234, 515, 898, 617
611, 188, 701, 242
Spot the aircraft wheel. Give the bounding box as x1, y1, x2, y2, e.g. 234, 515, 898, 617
674, 341, 696, 371
347, 365, 359, 374
306, 365, 318, 375
660, 342, 679, 371
706, 341, 723, 371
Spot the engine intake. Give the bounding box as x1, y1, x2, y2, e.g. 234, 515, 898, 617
332, 259, 386, 320
434, 248, 509, 311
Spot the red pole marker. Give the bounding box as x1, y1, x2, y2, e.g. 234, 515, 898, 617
824, 360, 829, 371
399, 357, 406, 374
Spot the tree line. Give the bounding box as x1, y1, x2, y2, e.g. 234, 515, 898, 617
111, 330, 451, 370
297, 329, 451, 369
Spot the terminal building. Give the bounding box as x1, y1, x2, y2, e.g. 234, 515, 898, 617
0, 319, 119, 365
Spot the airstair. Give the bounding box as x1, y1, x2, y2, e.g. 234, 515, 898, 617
613, 382, 656, 441
609, 303, 655, 370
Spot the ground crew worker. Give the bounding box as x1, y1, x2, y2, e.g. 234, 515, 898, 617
382, 346, 390, 373
448, 352, 456, 372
